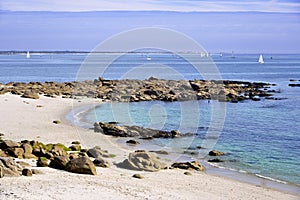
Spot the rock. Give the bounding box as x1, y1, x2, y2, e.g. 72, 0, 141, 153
184, 171, 192, 175
126, 140, 140, 145
0, 157, 23, 177
208, 158, 223, 163
51, 144, 68, 157
93, 158, 110, 168
23, 153, 37, 159
171, 161, 205, 171
17, 161, 31, 168
149, 150, 169, 155
0, 149, 9, 157
69, 145, 81, 151
21, 90, 39, 99
49, 156, 70, 170
52, 120, 61, 124
22, 168, 32, 176
31, 169, 43, 174
21, 143, 33, 154
7, 147, 24, 158
66, 156, 97, 175
208, 150, 225, 156
87, 147, 103, 158
0, 140, 20, 149
132, 174, 144, 179
117, 150, 166, 172
37, 157, 49, 167
71, 141, 81, 145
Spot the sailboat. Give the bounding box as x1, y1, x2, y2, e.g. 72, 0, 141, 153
258, 54, 264, 64
26, 51, 30, 59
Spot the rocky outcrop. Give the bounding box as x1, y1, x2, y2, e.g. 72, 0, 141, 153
0, 78, 276, 101
171, 161, 205, 171
95, 122, 181, 138
66, 156, 97, 175
117, 150, 166, 172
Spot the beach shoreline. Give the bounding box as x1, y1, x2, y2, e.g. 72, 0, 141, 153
0, 93, 299, 199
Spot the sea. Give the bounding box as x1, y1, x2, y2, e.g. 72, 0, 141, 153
0, 53, 299, 193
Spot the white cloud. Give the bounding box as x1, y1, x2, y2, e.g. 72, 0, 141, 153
1, 0, 300, 13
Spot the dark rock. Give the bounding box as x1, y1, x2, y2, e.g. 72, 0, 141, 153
126, 140, 140, 145
87, 146, 102, 158
22, 168, 32, 177
93, 158, 110, 168
66, 156, 97, 175
132, 174, 144, 179
171, 161, 205, 171
208, 158, 223, 163
184, 171, 192, 175
289, 83, 300, 87
52, 120, 61, 124
49, 156, 70, 170
208, 150, 225, 156
117, 150, 166, 172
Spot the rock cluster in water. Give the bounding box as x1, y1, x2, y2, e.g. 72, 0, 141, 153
94, 122, 181, 138
0, 77, 276, 102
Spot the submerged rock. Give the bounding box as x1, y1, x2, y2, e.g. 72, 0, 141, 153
209, 150, 225, 156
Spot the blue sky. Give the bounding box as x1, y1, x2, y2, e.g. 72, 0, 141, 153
1, 0, 300, 12
0, 1, 299, 53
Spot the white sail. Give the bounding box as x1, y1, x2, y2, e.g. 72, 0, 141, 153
26, 51, 30, 59
258, 54, 264, 64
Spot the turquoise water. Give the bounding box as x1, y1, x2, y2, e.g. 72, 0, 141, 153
1, 53, 300, 186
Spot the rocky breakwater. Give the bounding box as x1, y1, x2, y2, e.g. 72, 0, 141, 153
0, 77, 276, 102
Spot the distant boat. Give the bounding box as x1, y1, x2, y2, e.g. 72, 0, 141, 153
26, 51, 30, 59
231, 51, 235, 58
146, 57, 152, 61
258, 54, 264, 64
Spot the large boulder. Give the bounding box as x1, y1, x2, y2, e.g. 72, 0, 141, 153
66, 156, 97, 175
0, 157, 23, 177
117, 150, 166, 172
49, 156, 70, 170
171, 161, 205, 171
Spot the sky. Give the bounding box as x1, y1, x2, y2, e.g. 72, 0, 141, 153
0, 0, 300, 53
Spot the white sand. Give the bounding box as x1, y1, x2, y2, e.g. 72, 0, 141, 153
0, 94, 299, 200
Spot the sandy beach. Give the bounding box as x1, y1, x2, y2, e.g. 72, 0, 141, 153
0, 93, 299, 200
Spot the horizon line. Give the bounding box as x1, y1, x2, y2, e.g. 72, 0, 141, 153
1, 10, 299, 14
